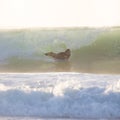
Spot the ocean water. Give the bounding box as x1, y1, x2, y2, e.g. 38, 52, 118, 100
0, 72, 120, 119
0, 27, 120, 119
0, 27, 120, 73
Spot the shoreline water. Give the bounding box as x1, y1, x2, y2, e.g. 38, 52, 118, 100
1, 59, 120, 74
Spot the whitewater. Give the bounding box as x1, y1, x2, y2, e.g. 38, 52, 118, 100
0, 72, 120, 120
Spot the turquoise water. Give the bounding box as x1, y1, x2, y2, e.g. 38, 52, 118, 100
0, 27, 120, 73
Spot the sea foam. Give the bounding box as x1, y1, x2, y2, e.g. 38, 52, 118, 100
0, 73, 120, 119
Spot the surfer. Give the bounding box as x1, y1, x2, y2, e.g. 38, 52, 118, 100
45, 49, 71, 60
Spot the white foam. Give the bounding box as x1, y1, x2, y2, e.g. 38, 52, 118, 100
0, 73, 120, 119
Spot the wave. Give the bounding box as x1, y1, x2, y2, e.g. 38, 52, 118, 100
0, 73, 120, 118
0, 28, 104, 61
0, 27, 120, 73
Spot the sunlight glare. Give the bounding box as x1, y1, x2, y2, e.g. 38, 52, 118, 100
0, 0, 120, 28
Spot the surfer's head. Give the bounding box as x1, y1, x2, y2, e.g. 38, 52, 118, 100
65, 49, 70, 54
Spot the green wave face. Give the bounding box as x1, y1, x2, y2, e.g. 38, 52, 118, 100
74, 29, 120, 58
72, 29, 120, 73
0, 28, 120, 73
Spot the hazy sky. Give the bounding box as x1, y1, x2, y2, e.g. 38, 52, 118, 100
0, 0, 120, 28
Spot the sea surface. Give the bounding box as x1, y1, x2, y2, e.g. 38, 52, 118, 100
0, 27, 120, 73
0, 27, 120, 120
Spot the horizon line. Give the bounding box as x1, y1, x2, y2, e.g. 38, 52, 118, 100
0, 25, 120, 30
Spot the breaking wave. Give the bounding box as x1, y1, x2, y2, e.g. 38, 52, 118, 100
0, 73, 120, 118
0, 28, 104, 61
0, 27, 120, 73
